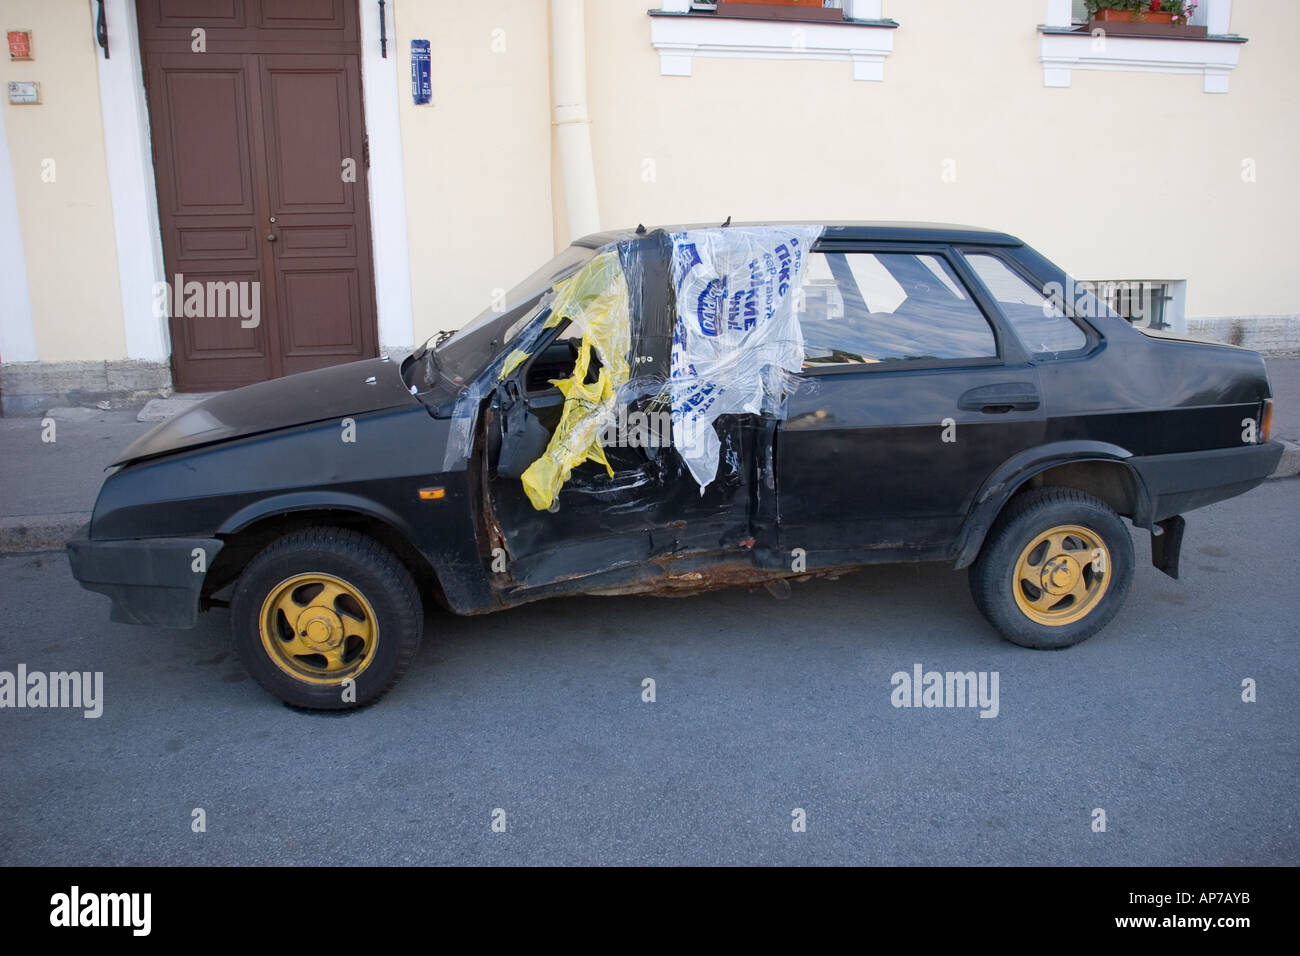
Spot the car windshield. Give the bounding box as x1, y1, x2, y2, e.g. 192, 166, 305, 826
415, 244, 596, 389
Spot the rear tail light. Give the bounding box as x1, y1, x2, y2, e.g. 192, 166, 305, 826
1261, 399, 1273, 443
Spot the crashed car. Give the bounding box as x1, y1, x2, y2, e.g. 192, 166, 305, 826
68, 222, 1282, 709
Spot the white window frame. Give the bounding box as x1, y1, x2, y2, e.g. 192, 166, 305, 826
650, 0, 896, 82
1040, 0, 1244, 93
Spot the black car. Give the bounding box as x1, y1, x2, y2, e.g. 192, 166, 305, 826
68, 222, 1283, 709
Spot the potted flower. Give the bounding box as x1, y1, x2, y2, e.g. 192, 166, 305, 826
1144, 1, 1199, 24
1084, 0, 1145, 23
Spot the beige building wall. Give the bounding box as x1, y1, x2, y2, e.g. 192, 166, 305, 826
392, 0, 555, 346
1, 0, 1296, 399
584, 0, 1299, 322
0, 0, 125, 362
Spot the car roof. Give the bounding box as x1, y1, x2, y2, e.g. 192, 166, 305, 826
574, 221, 1024, 249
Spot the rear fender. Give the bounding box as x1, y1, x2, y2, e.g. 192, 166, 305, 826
953, 441, 1151, 569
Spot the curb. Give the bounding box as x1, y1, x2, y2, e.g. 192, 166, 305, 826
1275, 439, 1300, 480
2, 444, 1296, 558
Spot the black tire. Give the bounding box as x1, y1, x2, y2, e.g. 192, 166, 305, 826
969, 487, 1134, 650
230, 528, 422, 710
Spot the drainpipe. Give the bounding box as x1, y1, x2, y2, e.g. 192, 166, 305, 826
550, 0, 601, 242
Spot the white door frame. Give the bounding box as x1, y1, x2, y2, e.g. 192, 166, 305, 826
0, 101, 39, 364
98, 0, 415, 372
359, 0, 415, 353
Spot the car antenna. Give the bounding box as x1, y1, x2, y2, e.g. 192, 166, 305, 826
635, 223, 646, 235
721, 215, 731, 227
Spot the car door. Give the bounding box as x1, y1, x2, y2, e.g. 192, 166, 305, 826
482, 234, 759, 590
775, 243, 1046, 565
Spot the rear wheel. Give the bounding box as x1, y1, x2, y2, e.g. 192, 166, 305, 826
969, 488, 1134, 649
231, 528, 422, 709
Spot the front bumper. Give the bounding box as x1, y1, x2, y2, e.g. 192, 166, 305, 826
1130, 440, 1284, 524
66, 524, 224, 628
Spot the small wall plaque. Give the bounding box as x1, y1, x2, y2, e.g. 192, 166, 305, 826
7, 80, 40, 105
7, 29, 33, 61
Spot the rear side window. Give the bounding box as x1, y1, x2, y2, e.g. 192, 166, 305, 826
963, 253, 1088, 356
798, 252, 998, 367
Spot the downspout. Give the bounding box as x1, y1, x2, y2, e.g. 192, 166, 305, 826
550, 0, 601, 242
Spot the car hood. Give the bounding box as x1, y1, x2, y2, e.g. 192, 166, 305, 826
113, 357, 417, 466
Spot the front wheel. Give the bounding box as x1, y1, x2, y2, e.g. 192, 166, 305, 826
231, 528, 423, 709
969, 488, 1134, 650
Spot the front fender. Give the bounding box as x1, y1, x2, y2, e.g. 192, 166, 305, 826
217, 490, 419, 542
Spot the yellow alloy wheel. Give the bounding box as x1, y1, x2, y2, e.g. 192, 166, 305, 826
1012, 524, 1111, 627
259, 572, 379, 685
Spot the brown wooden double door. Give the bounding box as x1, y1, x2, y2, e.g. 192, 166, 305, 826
138, 0, 377, 391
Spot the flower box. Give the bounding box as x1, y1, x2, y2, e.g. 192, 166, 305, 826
714, 1, 845, 23
1087, 16, 1209, 37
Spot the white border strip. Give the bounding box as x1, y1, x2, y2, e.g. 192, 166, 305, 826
98, 0, 169, 363
650, 13, 895, 82
360, 0, 415, 353
0, 103, 39, 363
1039, 31, 1243, 93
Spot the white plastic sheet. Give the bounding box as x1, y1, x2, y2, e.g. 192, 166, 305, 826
668, 226, 823, 489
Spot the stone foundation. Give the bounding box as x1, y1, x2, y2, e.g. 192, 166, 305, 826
0, 360, 172, 417
1185, 316, 1300, 355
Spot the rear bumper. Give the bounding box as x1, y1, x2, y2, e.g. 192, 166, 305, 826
1130, 441, 1284, 524
66, 524, 224, 628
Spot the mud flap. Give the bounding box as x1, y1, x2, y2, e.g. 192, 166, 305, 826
1151, 514, 1185, 579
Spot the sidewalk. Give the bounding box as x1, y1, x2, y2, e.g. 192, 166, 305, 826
0, 408, 153, 553
1, 360, 1297, 555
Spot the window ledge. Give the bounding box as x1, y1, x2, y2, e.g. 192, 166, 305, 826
648, 9, 899, 81
1038, 25, 1248, 93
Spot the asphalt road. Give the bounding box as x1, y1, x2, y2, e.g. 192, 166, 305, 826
1, 479, 1296, 866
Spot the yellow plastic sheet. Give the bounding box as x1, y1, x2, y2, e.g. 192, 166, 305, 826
520, 252, 631, 511
498, 348, 530, 379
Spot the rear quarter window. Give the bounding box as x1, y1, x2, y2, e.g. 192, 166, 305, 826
963, 253, 1088, 357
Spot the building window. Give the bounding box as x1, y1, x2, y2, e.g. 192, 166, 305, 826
1088, 280, 1175, 330
689, 0, 843, 10
1040, 0, 1246, 93
649, 1, 897, 81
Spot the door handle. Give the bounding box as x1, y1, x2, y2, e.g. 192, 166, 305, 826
266, 233, 277, 242
957, 382, 1040, 413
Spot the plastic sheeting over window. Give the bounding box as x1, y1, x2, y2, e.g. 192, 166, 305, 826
668, 226, 823, 489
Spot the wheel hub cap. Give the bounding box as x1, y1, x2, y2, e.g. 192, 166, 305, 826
1012, 524, 1111, 627
258, 572, 379, 685
298, 608, 344, 650
1040, 554, 1080, 595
